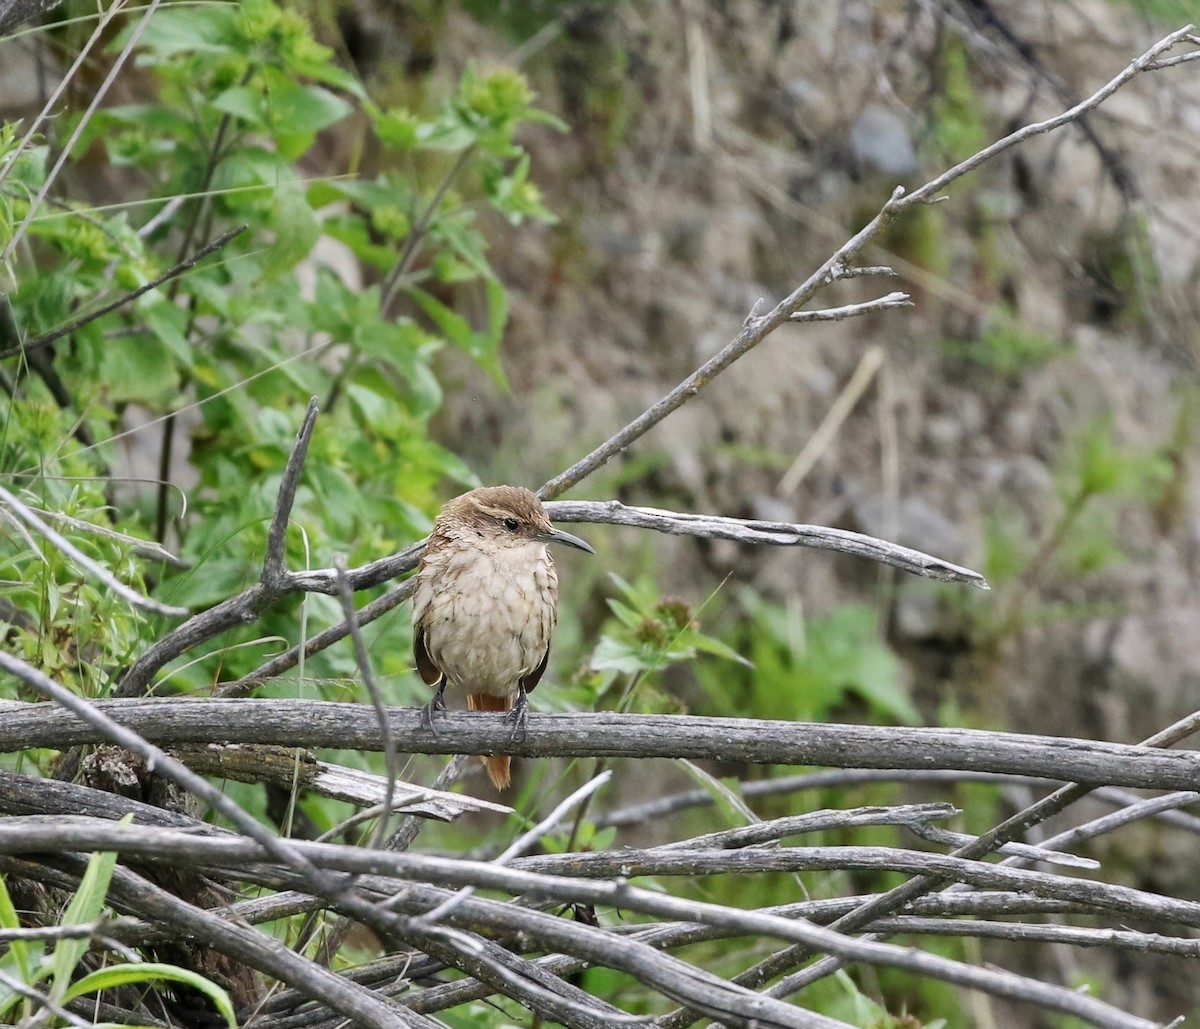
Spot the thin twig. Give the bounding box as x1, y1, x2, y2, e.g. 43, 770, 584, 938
283, 499, 988, 595
263, 398, 320, 586
379, 145, 478, 314
543, 500, 989, 587
0, 225, 247, 361
905, 822, 1100, 870
0, 0, 167, 267
787, 291, 911, 322
655, 803, 958, 850
333, 554, 396, 848
411, 770, 612, 930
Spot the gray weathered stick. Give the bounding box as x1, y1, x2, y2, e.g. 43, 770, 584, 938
3, 699, 1199, 791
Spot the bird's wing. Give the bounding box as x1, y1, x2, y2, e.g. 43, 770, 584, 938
519, 644, 550, 695
412, 624, 443, 686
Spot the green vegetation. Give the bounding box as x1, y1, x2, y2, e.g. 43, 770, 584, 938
0, 0, 560, 706
0, 823, 237, 1027
928, 36, 987, 164
943, 307, 1066, 378
1108, 0, 1200, 23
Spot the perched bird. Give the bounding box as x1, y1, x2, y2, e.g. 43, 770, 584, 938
412, 485, 594, 789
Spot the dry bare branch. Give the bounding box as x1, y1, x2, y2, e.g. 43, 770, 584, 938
171, 745, 509, 820
4, 699, 1199, 791
0, 818, 1159, 1029
544, 499, 989, 587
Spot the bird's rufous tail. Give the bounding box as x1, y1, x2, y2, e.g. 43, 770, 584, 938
466, 692, 512, 790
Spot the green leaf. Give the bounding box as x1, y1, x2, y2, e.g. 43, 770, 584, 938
589, 635, 648, 675
692, 633, 754, 668
98, 336, 180, 403
0, 874, 31, 984
263, 79, 353, 159
66, 963, 236, 1028
267, 186, 320, 272
406, 283, 509, 389
433, 210, 491, 280
211, 147, 298, 211
675, 760, 757, 828
116, 5, 239, 59
141, 299, 194, 368
211, 85, 267, 128
50, 819, 129, 1001
605, 599, 643, 631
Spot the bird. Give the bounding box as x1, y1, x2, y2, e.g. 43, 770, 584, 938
411, 485, 594, 789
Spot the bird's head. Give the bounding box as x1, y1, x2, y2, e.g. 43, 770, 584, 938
438, 485, 594, 554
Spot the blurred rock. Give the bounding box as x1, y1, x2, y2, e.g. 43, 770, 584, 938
849, 104, 918, 177
853, 495, 969, 565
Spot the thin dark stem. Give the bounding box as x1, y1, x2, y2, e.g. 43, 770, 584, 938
0, 225, 247, 361
380, 145, 477, 314
326, 144, 479, 413
153, 409, 175, 545
117, 397, 321, 697
263, 398, 321, 587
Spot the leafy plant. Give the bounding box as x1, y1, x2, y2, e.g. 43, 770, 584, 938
583, 573, 750, 711
0, 0, 561, 706
708, 591, 917, 726
0, 820, 236, 1027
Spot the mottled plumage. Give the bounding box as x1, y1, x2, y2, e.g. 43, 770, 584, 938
412, 486, 593, 789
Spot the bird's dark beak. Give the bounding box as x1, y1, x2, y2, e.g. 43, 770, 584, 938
540, 526, 595, 554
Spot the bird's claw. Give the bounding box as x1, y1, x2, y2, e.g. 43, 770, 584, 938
421, 685, 447, 734
505, 690, 529, 745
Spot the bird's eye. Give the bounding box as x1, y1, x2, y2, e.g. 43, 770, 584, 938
503, 517, 520, 531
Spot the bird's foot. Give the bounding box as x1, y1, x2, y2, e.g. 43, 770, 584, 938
420, 684, 447, 734
505, 689, 529, 745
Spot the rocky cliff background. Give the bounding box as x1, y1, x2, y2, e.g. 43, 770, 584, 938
346, 2, 1200, 763
345, 1, 1200, 1015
